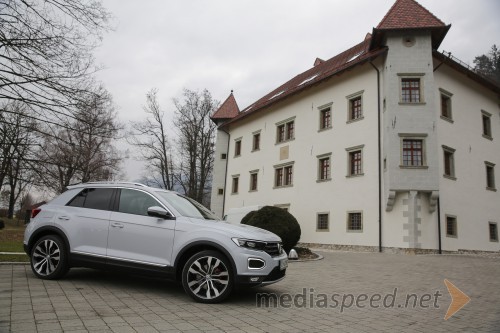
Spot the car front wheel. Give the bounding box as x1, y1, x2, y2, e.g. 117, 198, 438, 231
182, 250, 233, 303
30, 235, 68, 280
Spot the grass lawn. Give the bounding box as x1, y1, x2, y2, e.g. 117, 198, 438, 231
0, 218, 29, 262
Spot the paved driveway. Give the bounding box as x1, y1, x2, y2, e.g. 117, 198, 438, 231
1, 251, 499, 332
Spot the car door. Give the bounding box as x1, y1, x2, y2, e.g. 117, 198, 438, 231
106, 188, 176, 266
60, 188, 114, 257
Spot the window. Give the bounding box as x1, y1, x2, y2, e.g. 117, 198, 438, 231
231, 176, 239, 194
67, 188, 114, 211
489, 222, 498, 242
317, 213, 329, 231
347, 212, 363, 232
401, 78, 421, 103
346, 146, 364, 177
399, 74, 423, 103
443, 146, 456, 179
350, 151, 362, 175
446, 216, 457, 238
317, 154, 331, 181
217, 188, 224, 195
276, 118, 295, 143
349, 96, 362, 121
252, 133, 260, 151
286, 122, 294, 140
118, 189, 160, 216
485, 162, 496, 190
277, 124, 285, 142
320, 107, 332, 130
221, 153, 227, 160
440, 91, 452, 120
274, 163, 294, 188
482, 111, 492, 139
402, 139, 423, 167
234, 139, 242, 157
249, 171, 258, 191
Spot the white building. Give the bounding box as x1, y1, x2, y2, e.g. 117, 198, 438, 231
210, 0, 500, 253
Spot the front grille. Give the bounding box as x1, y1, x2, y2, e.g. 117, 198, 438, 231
264, 242, 281, 257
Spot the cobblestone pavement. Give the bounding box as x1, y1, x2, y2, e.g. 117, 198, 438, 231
1, 251, 499, 332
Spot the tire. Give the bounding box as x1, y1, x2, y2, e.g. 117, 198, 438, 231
182, 250, 234, 303
30, 235, 69, 280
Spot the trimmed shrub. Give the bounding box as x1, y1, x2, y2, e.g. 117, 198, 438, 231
241, 206, 301, 253
240, 210, 256, 225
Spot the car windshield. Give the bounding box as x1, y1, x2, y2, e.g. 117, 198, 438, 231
155, 191, 218, 220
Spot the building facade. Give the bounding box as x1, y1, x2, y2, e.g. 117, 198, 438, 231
210, 0, 500, 253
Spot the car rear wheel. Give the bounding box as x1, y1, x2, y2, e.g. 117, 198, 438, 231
182, 250, 233, 303
30, 235, 68, 280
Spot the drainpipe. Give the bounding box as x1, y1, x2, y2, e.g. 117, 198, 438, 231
220, 127, 230, 217
437, 198, 442, 254
370, 61, 383, 253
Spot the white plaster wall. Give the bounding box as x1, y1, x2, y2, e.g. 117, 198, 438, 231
382, 192, 408, 248
223, 64, 380, 246
434, 62, 500, 252
210, 129, 229, 217
418, 193, 439, 249
382, 32, 440, 196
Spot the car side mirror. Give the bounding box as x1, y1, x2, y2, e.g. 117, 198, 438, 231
147, 206, 176, 220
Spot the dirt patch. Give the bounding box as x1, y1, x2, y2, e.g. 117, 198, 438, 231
294, 247, 320, 260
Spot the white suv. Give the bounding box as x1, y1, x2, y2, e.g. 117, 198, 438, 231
24, 182, 287, 303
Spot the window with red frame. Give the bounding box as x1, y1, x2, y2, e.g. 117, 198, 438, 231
402, 139, 423, 166
350, 96, 362, 120
401, 78, 421, 103
349, 150, 362, 175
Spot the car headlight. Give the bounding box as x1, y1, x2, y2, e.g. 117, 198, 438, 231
232, 238, 267, 251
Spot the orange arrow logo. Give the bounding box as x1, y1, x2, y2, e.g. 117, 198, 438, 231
444, 279, 470, 320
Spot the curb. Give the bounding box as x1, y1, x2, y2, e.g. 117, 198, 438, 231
288, 252, 324, 263
0, 252, 29, 265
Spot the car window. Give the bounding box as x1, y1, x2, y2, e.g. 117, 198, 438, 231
118, 188, 161, 216
67, 188, 114, 211
155, 191, 218, 220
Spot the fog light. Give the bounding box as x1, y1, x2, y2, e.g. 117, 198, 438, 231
249, 277, 260, 282
248, 258, 266, 269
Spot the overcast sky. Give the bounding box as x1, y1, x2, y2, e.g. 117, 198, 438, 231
93, 0, 500, 181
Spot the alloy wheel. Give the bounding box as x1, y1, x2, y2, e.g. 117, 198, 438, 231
186, 255, 229, 300
32, 239, 61, 276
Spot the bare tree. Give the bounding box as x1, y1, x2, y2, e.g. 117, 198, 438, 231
36, 85, 123, 193
173, 89, 218, 205
0, 102, 38, 217
128, 89, 175, 190
0, 0, 112, 135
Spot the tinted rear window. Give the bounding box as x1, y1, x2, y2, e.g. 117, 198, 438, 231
67, 188, 114, 211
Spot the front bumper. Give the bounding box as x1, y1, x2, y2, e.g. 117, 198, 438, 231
234, 250, 288, 287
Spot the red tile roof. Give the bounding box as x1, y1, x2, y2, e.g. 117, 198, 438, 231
215, 0, 477, 128
211, 92, 240, 120
220, 36, 387, 126
377, 0, 445, 30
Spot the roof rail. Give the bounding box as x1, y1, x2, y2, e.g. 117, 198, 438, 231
69, 181, 148, 188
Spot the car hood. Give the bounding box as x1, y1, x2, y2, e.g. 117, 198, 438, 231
189, 218, 282, 242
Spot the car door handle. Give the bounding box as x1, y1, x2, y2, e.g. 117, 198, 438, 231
111, 222, 124, 228
58, 216, 70, 221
